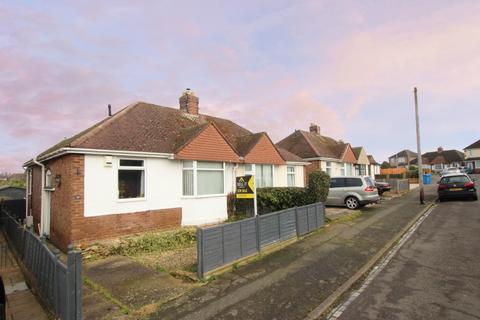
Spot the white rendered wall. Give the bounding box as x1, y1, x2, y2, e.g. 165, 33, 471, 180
84, 155, 232, 225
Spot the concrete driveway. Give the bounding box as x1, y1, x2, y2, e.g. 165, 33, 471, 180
337, 185, 480, 319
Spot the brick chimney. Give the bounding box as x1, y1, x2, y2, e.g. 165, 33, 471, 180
179, 88, 199, 115
437, 146, 444, 153
309, 123, 321, 135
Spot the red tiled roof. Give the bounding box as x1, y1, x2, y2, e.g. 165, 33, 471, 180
276, 130, 351, 160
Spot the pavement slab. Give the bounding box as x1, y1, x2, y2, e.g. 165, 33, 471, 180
149, 185, 437, 320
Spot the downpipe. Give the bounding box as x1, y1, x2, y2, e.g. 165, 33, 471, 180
32, 156, 45, 235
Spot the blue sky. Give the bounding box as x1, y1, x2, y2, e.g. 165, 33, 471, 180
1, 0, 479, 172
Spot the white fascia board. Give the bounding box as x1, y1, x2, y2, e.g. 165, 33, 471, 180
37, 147, 175, 163
286, 161, 310, 166
303, 157, 342, 162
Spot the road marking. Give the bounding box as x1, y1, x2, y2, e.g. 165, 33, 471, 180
326, 204, 436, 320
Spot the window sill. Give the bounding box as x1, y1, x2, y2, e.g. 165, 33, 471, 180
117, 197, 146, 203
181, 193, 227, 199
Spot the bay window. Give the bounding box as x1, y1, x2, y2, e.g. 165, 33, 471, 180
118, 159, 145, 199
182, 161, 225, 196
287, 166, 295, 187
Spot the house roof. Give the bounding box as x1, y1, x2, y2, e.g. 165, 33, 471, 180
33, 102, 259, 162
367, 155, 379, 165
413, 149, 465, 164
465, 139, 480, 150
388, 149, 417, 159
276, 130, 350, 160
276, 148, 307, 163
352, 147, 362, 159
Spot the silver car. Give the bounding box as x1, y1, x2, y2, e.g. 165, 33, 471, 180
326, 176, 380, 209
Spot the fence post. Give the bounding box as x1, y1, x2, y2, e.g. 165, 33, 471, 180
66, 244, 82, 320
74, 250, 82, 320
196, 228, 203, 279
295, 207, 300, 237
255, 215, 261, 252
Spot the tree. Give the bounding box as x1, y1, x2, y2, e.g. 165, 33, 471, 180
380, 161, 391, 169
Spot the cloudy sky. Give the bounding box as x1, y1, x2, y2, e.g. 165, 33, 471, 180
1, 0, 479, 172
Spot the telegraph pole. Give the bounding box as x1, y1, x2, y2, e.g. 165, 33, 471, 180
414, 87, 424, 204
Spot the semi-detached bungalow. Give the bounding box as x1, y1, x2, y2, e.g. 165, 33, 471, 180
23, 90, 307, 250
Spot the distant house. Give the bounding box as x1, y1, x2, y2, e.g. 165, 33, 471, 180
411, 147, 465, 172
367, 155, 381, 177
0, 185, 26, 200
276, 124, 379, 180
23, 89, 308, 250
352, 147, 370, 177
464, 139, 480, 171
388, 149, 417, 167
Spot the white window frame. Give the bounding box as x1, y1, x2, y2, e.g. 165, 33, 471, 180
182, 160, 226, 198
287, 166, 296, 187
340, 163, 346, 176
117, 158, 146, 202
325, 161, 332, 176
254, 164, 274, 188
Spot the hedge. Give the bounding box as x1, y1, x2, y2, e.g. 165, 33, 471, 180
256, 171, 330, 214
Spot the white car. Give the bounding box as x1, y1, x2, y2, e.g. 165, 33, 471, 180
440, 167, 461, 176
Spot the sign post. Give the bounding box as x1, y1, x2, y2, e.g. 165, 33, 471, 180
235, 175, 257, 216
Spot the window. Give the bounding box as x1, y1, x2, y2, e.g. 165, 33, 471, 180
255, 164, 273, 187
345, 178, 362, 187
325, 161, 332, 176
118, 159, 145, 199
330, 178, 345, 188
182, 161, 225, 196
440, 175, 470, 184
245, 164, 253, 175
340, 163, 346, 176
287, 166, 295, 187
45, 170, 52, 188
346, 163, 353, 176
355, 164, 366, 176
434, 163, 443, 170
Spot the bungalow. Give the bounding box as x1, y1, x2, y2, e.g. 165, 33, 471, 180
410, 147, 465, 172
388, 149, 417, 168
23, 89, 307, 250
464, 139, 480, 171
352, 147, 370, 177
367, 155, 381, 178
276, 124, 358, 180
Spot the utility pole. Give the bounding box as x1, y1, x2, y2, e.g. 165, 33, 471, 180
414, 87, 424, 204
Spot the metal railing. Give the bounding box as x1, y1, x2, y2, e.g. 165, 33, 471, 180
0, 208, 82, 320
197, 202, 324, 278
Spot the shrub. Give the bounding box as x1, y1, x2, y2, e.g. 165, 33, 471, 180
380, 161, 391, 169
257, 187, 309, 214
306, 171, 330, 203
406, 169, 419, 178
375, 174, 386, 180
389, 173, 404, 179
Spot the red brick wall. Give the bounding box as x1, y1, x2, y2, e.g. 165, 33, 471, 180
30, 154, 182, 251
176, 124, 240, 162
304, 160, 321, 185
342, 146, 357, 164
244, 134, 285, 165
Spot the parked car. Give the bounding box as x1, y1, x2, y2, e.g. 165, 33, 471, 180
438, 173, 478, 201
326, 176, 380, 209
460, 166, 473, 174
440, 167, 461, 176
375, 181, 391, 196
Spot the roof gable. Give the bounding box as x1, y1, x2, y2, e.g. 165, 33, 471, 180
352, 147, 370, 164
175, 123, 240, 162
465, 139, 480, 150
342, 144, 357, 164
244, 133, 285, 165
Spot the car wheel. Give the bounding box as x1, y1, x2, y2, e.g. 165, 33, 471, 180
345, 196, 359, 210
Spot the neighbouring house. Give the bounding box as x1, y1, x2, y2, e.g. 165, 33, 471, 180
276, 124, 360, 181
367, 155, 381, 177
23, 89, 308, 250
410, 147, 465, 172
388, 149, 417, 167
464, 139, 480, 171
352, 147, 370, 177
0, 186, 26, 200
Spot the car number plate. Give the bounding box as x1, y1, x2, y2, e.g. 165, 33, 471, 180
449, 188, 463, 191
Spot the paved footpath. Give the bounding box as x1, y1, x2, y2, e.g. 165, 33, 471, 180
0, 232, 48, 320
337, 188, 480, 320
150, 186, 437, 320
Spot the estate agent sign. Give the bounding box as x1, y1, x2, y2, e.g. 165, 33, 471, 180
236, 175, 254, 199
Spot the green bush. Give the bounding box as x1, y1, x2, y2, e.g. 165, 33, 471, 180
306, 171, 330, 203
389, 173, 404, 179
406, 169, 419, 178
380, 161, 391, 169
375, 174, 386, 179
257, 187, 309, 214
256, 170, 330, 214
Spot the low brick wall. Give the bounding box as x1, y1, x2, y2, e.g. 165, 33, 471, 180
66, 208, 182, 250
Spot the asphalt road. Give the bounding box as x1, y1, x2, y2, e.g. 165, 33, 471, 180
338, 186, 480, 320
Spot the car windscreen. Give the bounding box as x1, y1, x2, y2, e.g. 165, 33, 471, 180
345, 178, 362, 187
440, 175, 470, 184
